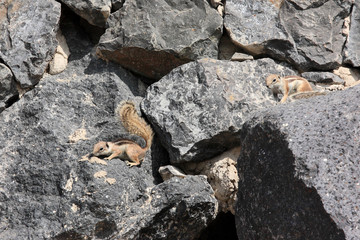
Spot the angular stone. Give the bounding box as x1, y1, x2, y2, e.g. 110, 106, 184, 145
59, 0, 111, 27
230, 52, 254, 62
142, 58, 296, 163
0, 63, 18, 112
224, 0, 352, 71
97, 0, 223, 80
344, 2, 360, 67
236, 85, 360, 239
0, 0, 61, 88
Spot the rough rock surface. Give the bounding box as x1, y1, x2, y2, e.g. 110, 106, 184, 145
344, 2, 360, 67
142, 58, 296, 163
236, 85, 360, 239
224, 0, 352, 71
0, 0, 61, 87
0, 63, 18, 112
59, 0, 111, 27
97, 0, 223, 80
182, 147, 241, 214
0, 21, 216, 240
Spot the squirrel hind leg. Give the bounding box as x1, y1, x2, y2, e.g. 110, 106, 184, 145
126, 159, 141, 167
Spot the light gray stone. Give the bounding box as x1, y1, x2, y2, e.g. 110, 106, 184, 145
159, 165, 186, 181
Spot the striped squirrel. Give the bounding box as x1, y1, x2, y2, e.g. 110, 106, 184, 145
266, 74, 314, 103
91, 101, 154, 166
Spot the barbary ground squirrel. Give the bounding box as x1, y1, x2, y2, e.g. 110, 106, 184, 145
91, 101, 154, 167
266, 74, 314, 103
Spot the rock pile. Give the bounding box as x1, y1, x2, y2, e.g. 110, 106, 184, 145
0, 0, 359, 239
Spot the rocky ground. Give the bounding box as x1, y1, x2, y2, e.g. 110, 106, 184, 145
0, 0, 359, 239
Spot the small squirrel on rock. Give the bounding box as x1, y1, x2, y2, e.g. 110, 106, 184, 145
266, 74, 314, 103
91, 101, 154, 166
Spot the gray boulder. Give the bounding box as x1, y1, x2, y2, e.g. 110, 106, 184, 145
0, 0, 61, 88
97, 0, 223, 80
0, 21, 215, 240
59, 0, 111, 27
236, 85, 360, 239
224, 0, 352, 71
344, 2, 360, 67
0, 63, 18, 113
142, 58, 296, 164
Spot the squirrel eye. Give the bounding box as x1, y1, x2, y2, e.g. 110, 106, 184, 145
99, 147, 104, 151
272, 78, 276, 82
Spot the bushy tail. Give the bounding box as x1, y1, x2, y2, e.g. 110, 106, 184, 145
116, 101, 153, 150
289, 91, 327, 101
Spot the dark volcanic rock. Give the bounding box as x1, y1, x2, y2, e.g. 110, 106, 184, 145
0, 63, 18, 112
236, 85, 360, 239
97, 0, 223, 80
344, 2, 360, 67
59, 0, 111, 27
111, 0, 125, 11
142, 58, 296, 164
0, 21, 215, 240
224, 0, 352, 71
301, 71, 345, 85
124, 176, 218, 240
0, 0, 61, 88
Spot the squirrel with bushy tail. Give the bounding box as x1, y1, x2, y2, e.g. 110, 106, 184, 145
90, 101, 153, 167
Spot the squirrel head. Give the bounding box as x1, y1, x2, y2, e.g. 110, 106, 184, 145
265, 74, 281, 88
92, 141, 111, 156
